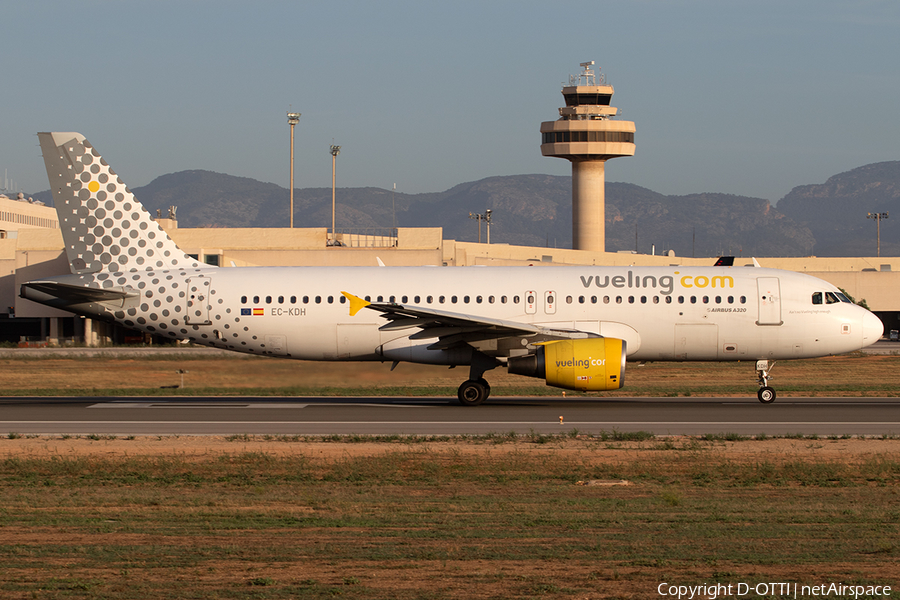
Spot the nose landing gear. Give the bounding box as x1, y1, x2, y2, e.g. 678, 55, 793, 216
756, 360, 776, 403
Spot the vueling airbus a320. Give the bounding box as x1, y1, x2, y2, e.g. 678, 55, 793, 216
22, 132, 883, 405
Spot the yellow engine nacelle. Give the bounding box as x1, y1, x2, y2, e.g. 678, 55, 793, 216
507, 338, 626, 392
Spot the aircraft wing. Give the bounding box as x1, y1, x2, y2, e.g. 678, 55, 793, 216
341, 292, 595, 350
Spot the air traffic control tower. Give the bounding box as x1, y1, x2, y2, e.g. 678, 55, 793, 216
541, 61, 635, 252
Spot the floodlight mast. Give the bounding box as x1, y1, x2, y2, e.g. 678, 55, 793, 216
287, 112, 301, 228
867, 211, 889, 257
330, 144, 341, 246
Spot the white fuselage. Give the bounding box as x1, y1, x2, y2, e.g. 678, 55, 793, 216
52, 264, 880, 365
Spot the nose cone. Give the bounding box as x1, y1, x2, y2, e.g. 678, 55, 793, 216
862, 311, 884, 348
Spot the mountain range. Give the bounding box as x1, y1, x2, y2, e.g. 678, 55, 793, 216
35, 161, 900, 257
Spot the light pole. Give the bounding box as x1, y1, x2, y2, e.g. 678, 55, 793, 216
330, 144, 341, 246
867, 211, 889, 257
392, 183, 397, 247
287, 112, 301, 228
468, 209, 493, 244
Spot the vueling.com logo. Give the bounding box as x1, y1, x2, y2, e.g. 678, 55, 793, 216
579, 271, 734, 295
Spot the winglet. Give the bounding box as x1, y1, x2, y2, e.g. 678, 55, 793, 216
341, 291, 370, 317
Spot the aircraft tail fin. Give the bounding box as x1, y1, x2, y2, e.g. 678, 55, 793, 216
37, 132, 201, 275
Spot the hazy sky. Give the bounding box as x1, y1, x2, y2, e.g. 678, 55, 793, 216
2, 1, 898, 204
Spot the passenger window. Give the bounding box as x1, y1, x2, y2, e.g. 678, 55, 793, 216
501, 296, 508, 303
641, 296, 647, 304
702, 296, 709, 304
728, 296, 734, 304
340, 296, 346, 304
253, 296, 260, 304
464, 296, 470, 303
389, 296, 395, 302
451, 296, 458, 304
591, 296, 597, 304
266, 296, 272, 304
303, 296, 309, 304
579, 296, 585, 304
426, 296, 433, 303
678, 296, 684, 304
565, 296, 572, 304
290, 296, 296, 304
278, 296, 284, 304
377, 295, 384, 302
740, 296, 747, 304
628, 296, 635, 304
414, 296, 420, 303
315, 296, 321, 304
513, 296, 520, 304
653, 296, 659, 304
690, 296, 697, 304
402, 295, 408, 303
476, 296, 483, 304
715, 296, 721, 304
616, 296, 622, 304
328, 296, 334, 304
365, 296, 371, 301
439, 296, 445, 303
527, 294, 535, 304
241, 296, 247, 304
665, 296, 672, 304
489, 296, 495, 304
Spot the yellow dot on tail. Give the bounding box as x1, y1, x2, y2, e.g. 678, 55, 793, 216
88, 181, 100, 193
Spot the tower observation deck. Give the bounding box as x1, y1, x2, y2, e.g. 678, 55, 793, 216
540, 61, 635, 252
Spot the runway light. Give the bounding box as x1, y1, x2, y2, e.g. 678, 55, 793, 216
559, 416, 564, 424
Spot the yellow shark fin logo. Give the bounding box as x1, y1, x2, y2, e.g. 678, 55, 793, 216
342, 291, 371, 317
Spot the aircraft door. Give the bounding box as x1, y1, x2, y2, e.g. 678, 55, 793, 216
185, 276, 212, 325
544, 290, 557, 315
756, 277, 783, 326
525, 290, 537, 315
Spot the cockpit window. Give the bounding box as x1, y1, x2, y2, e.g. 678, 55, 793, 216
824, 291, 840, 304
835, 292, 852, 303
812, 292, 823, 305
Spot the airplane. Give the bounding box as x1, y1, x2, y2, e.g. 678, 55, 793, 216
21, 132, 883, 405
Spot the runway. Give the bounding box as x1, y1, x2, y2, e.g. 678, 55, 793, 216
2, 396, 899, 436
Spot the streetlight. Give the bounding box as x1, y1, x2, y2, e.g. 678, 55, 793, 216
867, 212, 889, 257
468, 209, 493, 244
287, 112, 301, 228
330, 144, 341, 246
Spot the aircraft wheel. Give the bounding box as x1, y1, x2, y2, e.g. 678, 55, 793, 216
458, 379, 488, 406
477, 378, 491, 399
757, 386, 776, 404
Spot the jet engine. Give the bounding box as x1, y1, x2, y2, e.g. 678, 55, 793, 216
507, 338, 626, 392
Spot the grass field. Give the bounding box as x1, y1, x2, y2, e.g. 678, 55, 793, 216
0, 436, 898, 599
1, 351, 900, 398
1, 352, 899, 598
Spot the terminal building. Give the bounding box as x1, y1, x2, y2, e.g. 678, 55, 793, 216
2, 62, 899, 344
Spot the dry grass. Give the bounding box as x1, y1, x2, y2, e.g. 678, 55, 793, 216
1, 352, 899, 397
0, 437, 898, 599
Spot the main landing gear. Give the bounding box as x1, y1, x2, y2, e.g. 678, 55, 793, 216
756, 360, 776, 404
457, 351, 500, 406
458, 378, 491, 406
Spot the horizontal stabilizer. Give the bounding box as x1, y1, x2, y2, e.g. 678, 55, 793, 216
20, 281, 137, 308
